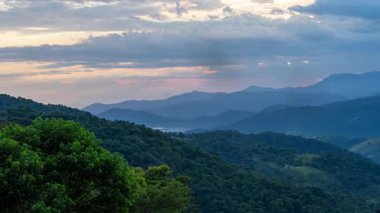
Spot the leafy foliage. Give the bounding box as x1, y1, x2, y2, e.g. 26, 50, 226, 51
0, 118, 191, 212
133, 165, 191, 213
0, 118, 141, 212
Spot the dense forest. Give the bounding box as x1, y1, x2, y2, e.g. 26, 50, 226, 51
0, 118, 190, 212
1, 94, 380, 212
183, 131, 380, 197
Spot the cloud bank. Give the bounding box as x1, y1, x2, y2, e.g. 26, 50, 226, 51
0, 0, 379, 107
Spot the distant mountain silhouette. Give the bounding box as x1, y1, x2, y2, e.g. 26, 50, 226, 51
84, 91, 225, 115
225, 95, 380, 138
84, 71, 380, 129
243, 85, 275, 93
283, 71, 380, 98
85, 90, 344, 118
146, 91, 344, 118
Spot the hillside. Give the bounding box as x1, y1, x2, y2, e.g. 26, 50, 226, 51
351, 138, 380, 163
98, 108, 178, 127
226, 95, 380, 138
184, 131, 380, 197
99, 108, 254, 131
188, 110, 254, 129
1, 94, 376, 212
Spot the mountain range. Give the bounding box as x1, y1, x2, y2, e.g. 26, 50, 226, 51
88, 90, 343, 119
84, 71, 380, 133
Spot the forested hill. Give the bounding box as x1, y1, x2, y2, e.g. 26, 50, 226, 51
0, 94, 378, 212
184, 131, 380, 197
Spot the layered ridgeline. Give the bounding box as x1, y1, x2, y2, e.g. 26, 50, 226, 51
222, 96, 380, 164
225, 95, 380, 138
84, 71, 380, 130
93, 91, 342, 120
0, 94, 379, 212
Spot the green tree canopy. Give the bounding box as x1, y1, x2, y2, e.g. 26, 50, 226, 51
0, 118, 142, 212
0, 118, 191, 212
0, 119, 138, 212
133, 164, 191, 213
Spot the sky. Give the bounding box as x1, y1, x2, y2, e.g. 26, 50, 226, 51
0, 0, 379, 108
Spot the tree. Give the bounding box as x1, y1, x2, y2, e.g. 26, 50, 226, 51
0, 118, 142, 212
133, 165, 191, 213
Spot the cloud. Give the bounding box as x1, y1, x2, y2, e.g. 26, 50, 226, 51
292, 0, 380, 20
3, 12, 378, 55
0, 0, 379, 107
0, 2, 378, 79
0, 70, 73, 79
0, 21, 314, 69
0, 13, 379, 80
0, 0, 314, 32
